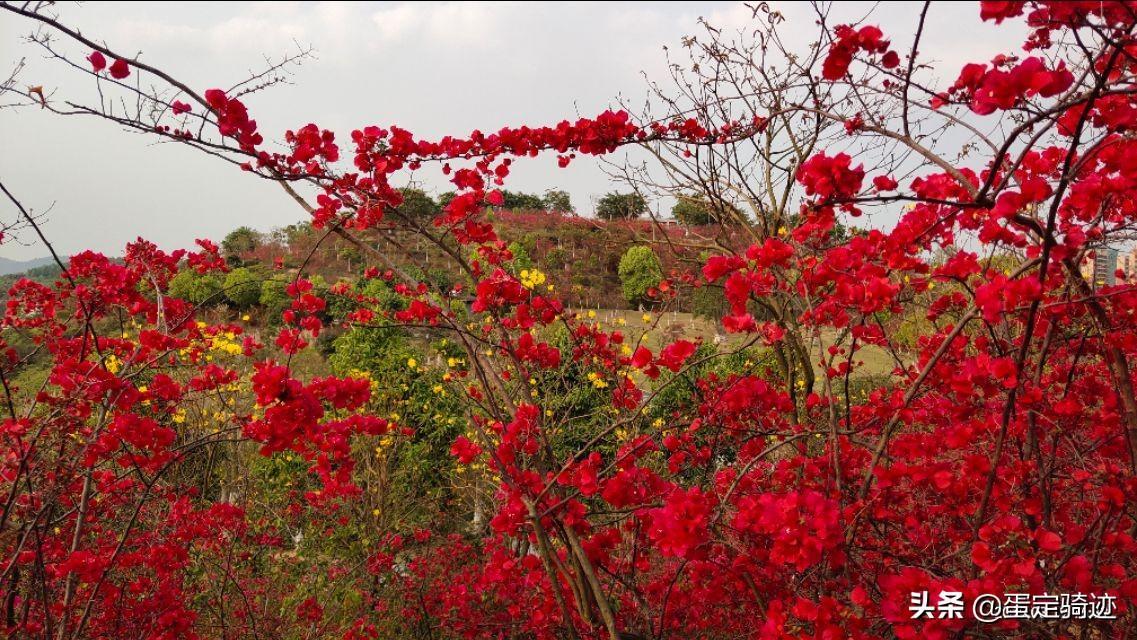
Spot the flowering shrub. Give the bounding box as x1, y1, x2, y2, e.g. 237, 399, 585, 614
2, 1, 1137, 639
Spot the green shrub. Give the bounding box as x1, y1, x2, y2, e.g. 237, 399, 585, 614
507, 241, 533, 273
223, 267, 262, 308
168, 269, 223, 305
617, 245, 662, 306
259, 276, 291, 319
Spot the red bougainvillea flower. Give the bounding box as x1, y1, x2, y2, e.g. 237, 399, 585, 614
108, 57, 130, 79
979, 0, 1026, 23
796, 152, 866, 200
935, 56, 1074, 114
657, 339, 697, 372
87, 50, 106, 72
450, 435, 483, 464
822, 24, 898, 80
873, 175, 899, 191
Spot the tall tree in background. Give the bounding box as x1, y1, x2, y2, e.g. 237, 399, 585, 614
221, 225, 262, 265
595, 191, 647, 220
542, 189, 574, 213
396, 187, 442, 220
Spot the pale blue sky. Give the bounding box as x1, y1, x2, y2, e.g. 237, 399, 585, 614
0, 1, 1013, 260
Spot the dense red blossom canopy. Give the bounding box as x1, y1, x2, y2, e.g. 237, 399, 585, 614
2, 1, 1137, 639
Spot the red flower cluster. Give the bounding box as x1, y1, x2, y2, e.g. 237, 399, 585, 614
204, 88, 262, 151
936, 56, 1074, 114
795, 152, 866, 201
86, 50, 130, 79
822, 24, 900, 80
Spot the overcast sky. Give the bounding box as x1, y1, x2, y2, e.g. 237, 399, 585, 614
0, 1, 1015, 261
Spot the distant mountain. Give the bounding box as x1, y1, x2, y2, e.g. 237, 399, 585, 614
0, 256, 57, 275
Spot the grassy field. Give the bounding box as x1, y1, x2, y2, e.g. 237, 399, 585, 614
570, 309, 899, 379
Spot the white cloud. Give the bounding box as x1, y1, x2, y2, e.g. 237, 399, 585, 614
369, 2, 512, 50
371, 4, 423, 42
206, 15, 309, 54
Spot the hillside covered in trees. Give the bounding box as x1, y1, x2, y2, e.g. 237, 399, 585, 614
212, 200, 745, 315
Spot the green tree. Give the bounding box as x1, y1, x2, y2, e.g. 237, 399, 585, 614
672, 197, 714, 226
671, 195, 749, 226
617, 245, 662, 306
497, 190, 545, 210
271, 221, 312, 248
221, 226, 262, 265
596, 192, 647, 221
223, 267, 262, 308
396, 188, 441, 220
168, 269, 223, 305
542, 189, 574, 213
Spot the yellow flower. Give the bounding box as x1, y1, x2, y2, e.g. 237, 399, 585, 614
407, 358, 417, 369
642, 313, 652, 322
587, 310, 596, 319
241, 314, 250, 321
519, 269, 547, 289
586, 371, 608, 389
